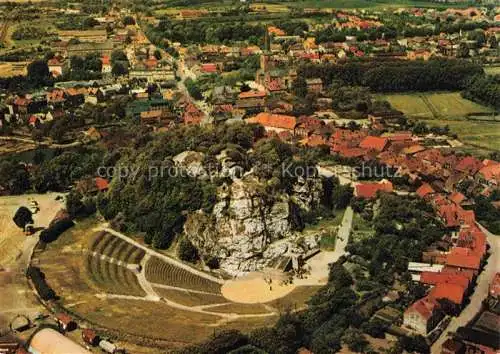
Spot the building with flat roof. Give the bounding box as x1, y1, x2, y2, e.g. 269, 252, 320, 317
29, 328, 91, 354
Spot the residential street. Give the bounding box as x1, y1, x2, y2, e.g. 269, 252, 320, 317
431, 223, 500, 353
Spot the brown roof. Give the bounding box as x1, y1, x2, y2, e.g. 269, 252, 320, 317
247, 113, 297, 130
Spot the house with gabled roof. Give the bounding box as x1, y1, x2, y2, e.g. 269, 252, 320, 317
359, 136, 389, 152
404, 296, 444, 335
416, 182, 435, 199
354, 180, 393, 199
246, 112, 297, 133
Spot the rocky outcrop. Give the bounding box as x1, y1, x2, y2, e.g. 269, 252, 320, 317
183, 173, 324, 275
173, 151, 208, 179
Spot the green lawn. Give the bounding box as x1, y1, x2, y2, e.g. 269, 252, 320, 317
302, 209, 345, 250
378, 92, 498, 154
379, 92, 492, 120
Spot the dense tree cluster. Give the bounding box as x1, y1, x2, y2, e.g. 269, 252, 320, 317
96, 123, 267, 249
27, 266, 56, 300
299, 59, 484, 92
12, 25, 49, 40
462, 74, 500, 109
0, 160, 30, 194
39, 218, 75, 243
147, 19, 266, 45
347, 194, 445, 279
31, 149, 103, 193
473, 195, 500, 234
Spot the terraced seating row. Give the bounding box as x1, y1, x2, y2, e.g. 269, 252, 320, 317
89, 232, 145, 265
89, 231, 106, 251
145, 257, 221, 294
85, 254, 145, 297
153, 287, 226, 306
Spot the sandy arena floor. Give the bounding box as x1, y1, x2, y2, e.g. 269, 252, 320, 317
221, 271, 296, 304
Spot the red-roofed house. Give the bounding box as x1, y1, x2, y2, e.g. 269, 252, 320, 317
449, 192, 465, 205
183, 103, 205, 125
456, 226, 487, 257
428, 282, 466, 306
359, 136, 388, 152
238, 91, 266, 99
403, 296, 444, 335
101, 55, 111, 73
420, 271, 470, 290
28, 115, 39, 127
477, 162, 500, 185
455, 156, 483, 175
416, 183, 435, 199
355, 180, 393, 199
54, 313, 77, 332
446, 247, 481, 272
95, 177, 109, 192
48, 58, 65, 77
437, 203, 475, 228
201, 63, 218, 73
246, 112, 297, 133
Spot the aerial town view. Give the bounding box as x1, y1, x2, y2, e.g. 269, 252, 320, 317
0, 0, 499, 353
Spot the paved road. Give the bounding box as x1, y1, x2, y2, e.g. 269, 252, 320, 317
295, 206, 354, 286
431, 223, 500, 353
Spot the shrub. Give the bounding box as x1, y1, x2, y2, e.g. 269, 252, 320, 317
39, 219, 74, 243
27, 266, 56, 300
205, 256, 220, 269
13, 207, 33, 229
178, 238, 199, 263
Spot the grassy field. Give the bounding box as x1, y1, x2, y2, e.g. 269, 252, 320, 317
302, 209, 345, 250
379, 92, 499, 154
379, 92, 492, 120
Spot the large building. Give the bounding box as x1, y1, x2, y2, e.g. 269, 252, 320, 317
128, 68, 175, 83
67, 41, 116, 57
29, 328, 91, 354
58, 30, 108, 43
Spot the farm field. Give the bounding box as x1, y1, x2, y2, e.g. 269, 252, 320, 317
0, 61, 28, 77
33, 219, 320, 348
379, 92, 492, 120
379, 92, 499, 154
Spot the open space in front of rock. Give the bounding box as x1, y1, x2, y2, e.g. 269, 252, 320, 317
221, 271, 296, 304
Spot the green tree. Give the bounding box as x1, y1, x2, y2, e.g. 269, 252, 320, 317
342, 328, 369, 353
292, 76, 308, 98
27, 60, 50, 87
178, 238, 199, 263
112, 62, 128, 76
